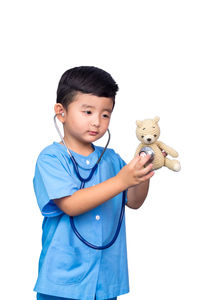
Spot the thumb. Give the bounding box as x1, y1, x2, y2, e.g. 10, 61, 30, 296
129, 154, 140, 166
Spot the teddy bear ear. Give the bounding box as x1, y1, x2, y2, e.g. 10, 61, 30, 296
153, 116, 160, 123
136, 120, 143, 127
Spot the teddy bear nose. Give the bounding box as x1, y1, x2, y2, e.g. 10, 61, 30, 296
147, 138, 151, 142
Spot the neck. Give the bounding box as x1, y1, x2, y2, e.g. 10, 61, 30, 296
61, 137, 94, 156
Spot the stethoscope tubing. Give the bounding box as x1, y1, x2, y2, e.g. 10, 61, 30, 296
69, 155, 126, 250
54, 113, 126, 250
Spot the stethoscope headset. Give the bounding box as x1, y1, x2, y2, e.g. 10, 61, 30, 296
54, 112, 126, 250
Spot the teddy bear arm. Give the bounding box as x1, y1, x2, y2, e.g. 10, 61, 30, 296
156, 141, 178, 157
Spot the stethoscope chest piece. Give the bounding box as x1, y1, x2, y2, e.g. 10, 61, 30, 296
139, 146, 155, 163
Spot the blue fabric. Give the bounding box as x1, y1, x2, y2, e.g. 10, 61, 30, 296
37, 293, 76, 299
37, 292, 117, 299
33, 142, 129, 300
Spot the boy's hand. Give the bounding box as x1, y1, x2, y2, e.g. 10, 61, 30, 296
116, 154, 154, 190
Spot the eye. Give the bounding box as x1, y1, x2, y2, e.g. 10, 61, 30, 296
153, 126, 155, 128
143, 128, 146, 130
83, 110, 92, 115
141, 135, 144, 138
102, 114, 110, 118
154, 134, 157, 137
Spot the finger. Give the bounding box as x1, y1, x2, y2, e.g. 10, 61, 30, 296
162, 150, 167, 157
139, 170, 155, 182
137, 154, 152, 169
138, 162, 153, 177
133, 163, 153, 180
129, 155, 141, 168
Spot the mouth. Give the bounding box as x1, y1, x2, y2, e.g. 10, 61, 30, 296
88, 131, 99, 136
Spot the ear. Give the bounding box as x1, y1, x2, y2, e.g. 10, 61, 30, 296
153, 116, 160, 123
136, 120, 143, 128
54, 103, 66, 123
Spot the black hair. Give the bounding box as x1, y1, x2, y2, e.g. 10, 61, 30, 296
56, 66, 119, 111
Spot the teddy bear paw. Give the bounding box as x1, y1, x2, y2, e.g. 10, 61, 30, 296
173, 161, 181, 172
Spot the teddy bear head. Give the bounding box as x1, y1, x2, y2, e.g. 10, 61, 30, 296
136, 116, 160, 145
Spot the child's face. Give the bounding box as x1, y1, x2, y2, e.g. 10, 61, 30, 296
60, 92, 113, 149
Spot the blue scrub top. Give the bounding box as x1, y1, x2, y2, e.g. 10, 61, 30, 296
33, 142, 130, 300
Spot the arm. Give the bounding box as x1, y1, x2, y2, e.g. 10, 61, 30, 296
126, 179, 150, 209
156, 141, 178, 157
54, 176, 125, 216
53, 155, 154, 216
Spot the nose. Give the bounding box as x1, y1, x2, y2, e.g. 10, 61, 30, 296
91, 114, 100, 127
147, 138, 151, 142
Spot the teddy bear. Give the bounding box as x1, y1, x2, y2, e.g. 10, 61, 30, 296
135, 116, 181, 171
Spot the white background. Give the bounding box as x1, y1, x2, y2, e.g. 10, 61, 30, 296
0, 0, 199, 299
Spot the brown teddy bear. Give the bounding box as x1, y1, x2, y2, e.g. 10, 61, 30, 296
135, 116, 181, 171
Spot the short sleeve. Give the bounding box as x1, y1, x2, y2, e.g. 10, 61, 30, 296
117, 154, 127, 168
33, 154, 79, 217
111, 151, 128, 204
111, 149, 127, 169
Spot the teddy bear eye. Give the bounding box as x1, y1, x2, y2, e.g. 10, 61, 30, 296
143, 128, 146, 130
153, 126, 155, 128
141, 135, 144, 138
154, 134, 157, 137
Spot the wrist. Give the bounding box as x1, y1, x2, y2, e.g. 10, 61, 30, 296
115, 174, 129, 191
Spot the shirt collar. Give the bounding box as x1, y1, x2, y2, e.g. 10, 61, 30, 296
53, 141, 100, 169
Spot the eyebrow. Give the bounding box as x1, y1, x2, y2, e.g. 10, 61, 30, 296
81, 104, 112, 113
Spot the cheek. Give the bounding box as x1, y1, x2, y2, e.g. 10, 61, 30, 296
103, 118, 110, 128
76, 114, 88, 125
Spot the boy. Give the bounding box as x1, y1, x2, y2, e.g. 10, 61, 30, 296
33, 66, 154, 300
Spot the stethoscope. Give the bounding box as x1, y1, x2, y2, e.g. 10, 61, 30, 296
54, 113, 126, 250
